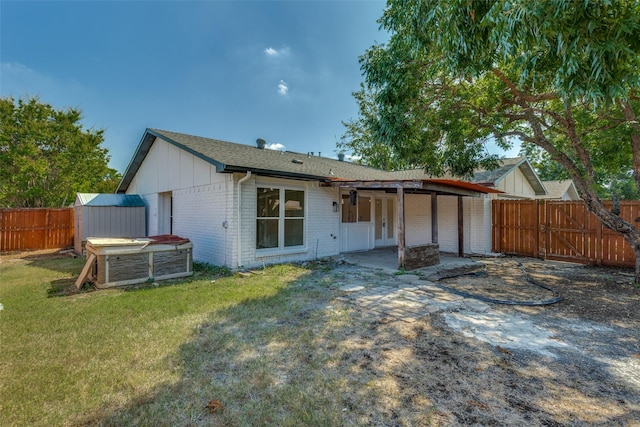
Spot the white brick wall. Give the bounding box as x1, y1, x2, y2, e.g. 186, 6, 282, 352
235, 176, 341, 269
405, 194, 432, 246
467, 196, 493, 254
140, 193, 158, 237
380, 193, 493, 255
172, 172, 232, 266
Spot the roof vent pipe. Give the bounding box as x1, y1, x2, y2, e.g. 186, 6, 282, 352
256, 138, 266, 149
338, 152, 345, 161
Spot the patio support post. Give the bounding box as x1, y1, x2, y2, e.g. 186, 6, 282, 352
397, 186, 405, 269
431, 192, 438, 243
458, 195, 464, 257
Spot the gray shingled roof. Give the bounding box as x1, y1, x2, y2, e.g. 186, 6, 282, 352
538, 180, 578, 199
116, 128, 504, 195
470, 157, 547, 195
159, 128, 389, 179
471, 157, 525, 184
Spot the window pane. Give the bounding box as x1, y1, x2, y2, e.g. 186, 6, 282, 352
284, 190, 304, 217
257, 188, 280, 217
342, 195, 356, 223
387, 199, 395, 239
284, 218, 303, 246
358, 196, 371, 222
375, 199, 382, 239
256, 219, 278, 248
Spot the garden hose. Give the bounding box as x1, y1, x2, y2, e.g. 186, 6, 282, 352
433, 262, 563, 306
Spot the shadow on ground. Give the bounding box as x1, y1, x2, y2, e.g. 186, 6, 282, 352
75, 262, 640, 426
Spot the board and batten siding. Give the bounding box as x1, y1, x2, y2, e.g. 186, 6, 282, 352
496, 166, 537, 198
125, 137, 216, 195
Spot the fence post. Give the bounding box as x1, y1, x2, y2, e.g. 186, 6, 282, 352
492, 200, 500, 253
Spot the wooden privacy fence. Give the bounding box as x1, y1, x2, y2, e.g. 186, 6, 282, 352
0, 208, 74, 252
492, 200, 640, 268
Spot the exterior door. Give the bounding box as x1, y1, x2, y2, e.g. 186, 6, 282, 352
159, 192, 172, 235
375, 197, 396, 247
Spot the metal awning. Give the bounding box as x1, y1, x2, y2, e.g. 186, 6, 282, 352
325, 178, 503, 197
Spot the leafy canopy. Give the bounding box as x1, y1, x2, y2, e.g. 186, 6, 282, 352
0, 96, 121, 207
347, 0, 640, 194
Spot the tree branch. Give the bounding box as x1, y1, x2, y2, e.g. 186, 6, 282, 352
491, 68, 559, 102
619, 99, 640, 194
563, 103, 596, 181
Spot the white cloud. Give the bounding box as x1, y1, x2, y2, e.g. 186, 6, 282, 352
266, 142, 286, 151
264, 46, 290, 57
277, 80, 288, 96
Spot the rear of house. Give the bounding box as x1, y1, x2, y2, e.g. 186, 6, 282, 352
117, 129, 341, 268
117, 129, 502, 269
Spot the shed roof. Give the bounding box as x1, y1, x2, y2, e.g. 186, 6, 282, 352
76, 193, 145, 207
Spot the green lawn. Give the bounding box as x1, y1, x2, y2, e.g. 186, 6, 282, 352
0, 254, 356, 426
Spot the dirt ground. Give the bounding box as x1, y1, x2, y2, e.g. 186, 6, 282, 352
4, 249, 640, 425
329, 256, 640, 425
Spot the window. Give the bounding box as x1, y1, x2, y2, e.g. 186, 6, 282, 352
341, 193, 371, 223
257, 187, 305, 249
341, 194, 357, 223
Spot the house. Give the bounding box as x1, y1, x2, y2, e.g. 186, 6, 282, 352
116, 129, 503, 269
537, 180, 580, 200
470, 157, 547, 199
468, 157, 580, 201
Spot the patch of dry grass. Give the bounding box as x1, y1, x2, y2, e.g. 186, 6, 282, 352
2, 254, 639, 426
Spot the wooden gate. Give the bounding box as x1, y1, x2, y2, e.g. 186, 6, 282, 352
0, 208, 74, 252
491, 200, 541, 258
492, 200, 640, 268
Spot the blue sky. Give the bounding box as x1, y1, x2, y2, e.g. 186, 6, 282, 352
1, 1, 516, 174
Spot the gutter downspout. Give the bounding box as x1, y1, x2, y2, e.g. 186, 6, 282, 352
237, 171, 252, 268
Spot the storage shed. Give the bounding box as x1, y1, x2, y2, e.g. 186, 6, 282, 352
74, 193, 146, 255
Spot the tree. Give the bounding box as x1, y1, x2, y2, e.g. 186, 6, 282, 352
339, 83, 417, 170
355, 0, 640, 281
0, 96, 120, 207
521, 142, 639, 200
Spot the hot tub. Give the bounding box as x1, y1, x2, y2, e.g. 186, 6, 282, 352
77, 235, 193, 288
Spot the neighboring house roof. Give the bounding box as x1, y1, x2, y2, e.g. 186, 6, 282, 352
471, 157, 547, 195
388, 157, 548, 197
117, 129, 501, 196
75, 193, 145, 207
538, 180, 580, 200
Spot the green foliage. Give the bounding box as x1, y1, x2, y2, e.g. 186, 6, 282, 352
522, 142, 639, 200
193, 261, 232, 278
0, 256, 316, 425
353, 0, 640, 198
339, 83, 415, 170
0, 96, 121, 207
